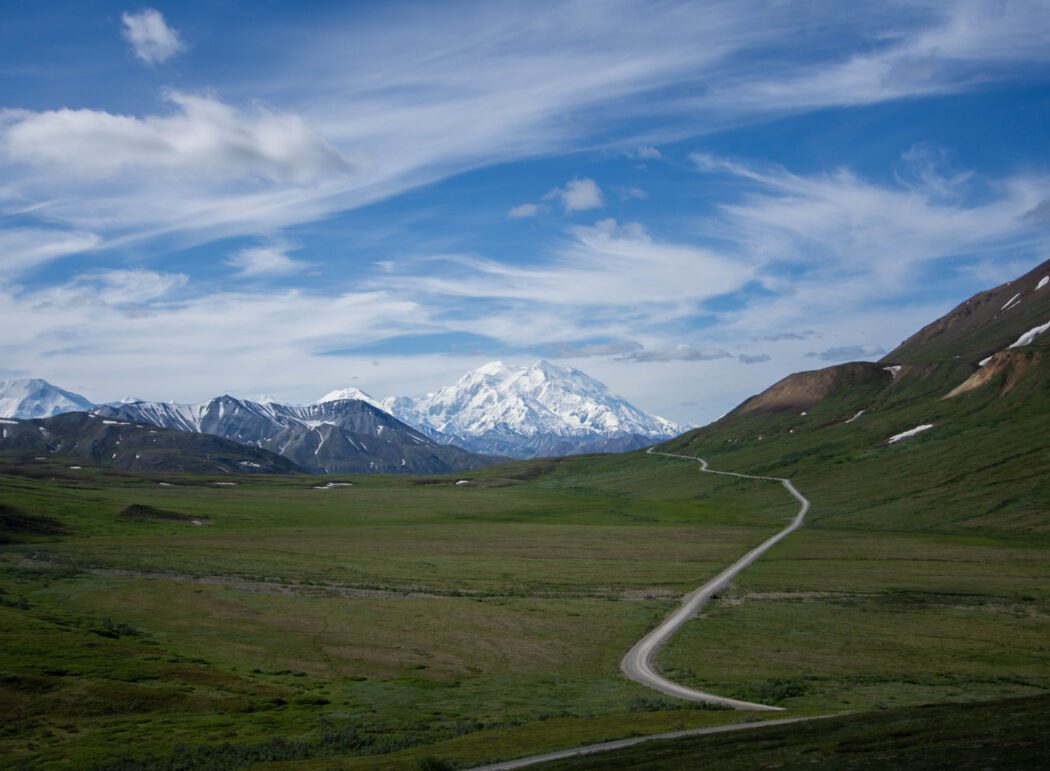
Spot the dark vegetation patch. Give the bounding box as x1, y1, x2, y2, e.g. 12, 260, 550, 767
87, 724, 418, 770
118, 504, 208, 525
534, 693, 1050, 770
0, 503, 68, 543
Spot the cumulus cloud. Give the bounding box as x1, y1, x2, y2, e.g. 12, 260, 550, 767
634, 146, 662, 160
2, 92, 352, 186
226, 242, 306, 277
806, 344, 885, 361
545, 178, 603, 212
507, 203, 541, 218
738, 353, 770, 363
121, 8, 184, 64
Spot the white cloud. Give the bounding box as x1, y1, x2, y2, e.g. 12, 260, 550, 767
634, 146, 662, 160
616, 186, 648, 200
0, 228, 100, 274
121, 8, 185, 64
227, 242, 305, 277
699, 2, 1050, 115
386, 218, 753, 310
1, 2, 1046, 270
691, 152, 1048, 285
2, 92, 352, 185
33, 268, 189, 310
507, 203, 541, 218
544, 178, 604, 212
0, 271, 427, 403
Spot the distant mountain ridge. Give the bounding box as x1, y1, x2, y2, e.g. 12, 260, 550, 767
0, 361, 685, 468
0, 412, 302, 474
95, 395, 495, 474
360, 360, 685, 459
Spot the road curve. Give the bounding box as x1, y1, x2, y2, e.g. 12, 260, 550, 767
468, 714, 831, 771
619, 448, 811, 712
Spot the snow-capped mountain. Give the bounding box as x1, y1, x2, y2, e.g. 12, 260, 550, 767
317, 386, 386, 411
0, 378, 94, 419
366, 360, 685, 458
95, 395, 494, 474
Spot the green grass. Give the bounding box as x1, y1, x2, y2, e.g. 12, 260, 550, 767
516, 693, 1050, 770
1, 406, 1047, 769
0, 451, 797, 768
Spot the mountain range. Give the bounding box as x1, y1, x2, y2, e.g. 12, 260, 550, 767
0, 411, 302, 475
0, 360, 683, 472
326, 360, 685, 458
93, 396, 493, 474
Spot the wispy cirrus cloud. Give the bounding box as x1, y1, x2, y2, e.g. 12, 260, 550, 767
4, 1, 1048, 271
507, 203, 542, 218
226, 241, 307, 277
385, 218, 753, 309
0, 228, 100, 274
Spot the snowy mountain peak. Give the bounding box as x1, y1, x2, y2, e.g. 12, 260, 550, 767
383, 360, 685, 458
316, 386, 384, 410
0, 378, 95, 419
474, 360, 511, 377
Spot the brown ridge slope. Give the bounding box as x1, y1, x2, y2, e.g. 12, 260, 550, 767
883, 257, 1050, 365
735, 362, 891, 416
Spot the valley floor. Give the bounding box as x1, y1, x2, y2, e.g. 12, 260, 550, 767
0, 448, 1047, 769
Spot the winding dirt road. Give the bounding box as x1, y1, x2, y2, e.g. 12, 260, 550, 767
619, 449, 811, 711
469, 715, 830, 771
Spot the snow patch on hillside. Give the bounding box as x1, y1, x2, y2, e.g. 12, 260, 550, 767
887, 424, 934, 444
1008, 319, 1050, 350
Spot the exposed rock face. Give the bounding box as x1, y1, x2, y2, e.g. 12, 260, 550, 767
945, 350, 1043, 399
736, 362, 892, 416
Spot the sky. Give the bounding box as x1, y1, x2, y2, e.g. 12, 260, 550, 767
1, 0, 1049, 425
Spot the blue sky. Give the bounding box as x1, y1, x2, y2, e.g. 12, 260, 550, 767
1, 0, 1049, 424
